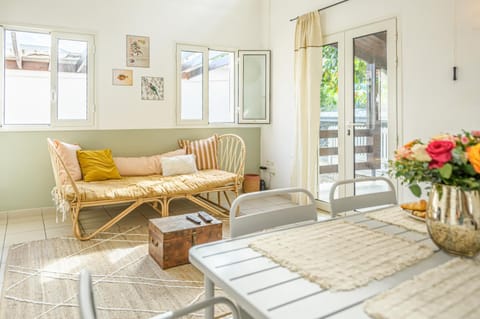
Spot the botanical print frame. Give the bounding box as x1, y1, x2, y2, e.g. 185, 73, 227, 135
112, 69, 133, 86
141, 76, 164, 100
126, 35, 150, 67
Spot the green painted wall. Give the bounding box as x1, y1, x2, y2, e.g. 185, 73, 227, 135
0, 128, 261, 211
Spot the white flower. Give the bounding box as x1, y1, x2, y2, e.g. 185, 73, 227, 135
411, 144, 431, 162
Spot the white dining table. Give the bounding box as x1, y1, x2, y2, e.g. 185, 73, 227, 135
189, 211, 453, 319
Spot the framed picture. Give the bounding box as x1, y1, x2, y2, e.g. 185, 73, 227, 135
126, 35, 150, 67
141, 76, 164, 100
112, 69, 133, 86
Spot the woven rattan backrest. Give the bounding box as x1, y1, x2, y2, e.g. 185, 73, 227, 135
217, 134, 245, 177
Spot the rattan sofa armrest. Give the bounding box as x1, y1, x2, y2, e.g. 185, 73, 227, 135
218, 134, 246, 186
47, 138, 81, 200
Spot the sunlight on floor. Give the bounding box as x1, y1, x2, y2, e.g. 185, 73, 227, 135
0, 195, 328, 290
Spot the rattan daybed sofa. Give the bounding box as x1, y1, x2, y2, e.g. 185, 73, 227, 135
47, 134, 245, 240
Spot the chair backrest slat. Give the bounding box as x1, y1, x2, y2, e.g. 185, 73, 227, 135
329, 177, 397, 217
229, 188, 317, 238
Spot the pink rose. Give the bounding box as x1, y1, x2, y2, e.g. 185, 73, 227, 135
426, 140, 455, 168
461, 136, 469, 145
472, 130, 480, 138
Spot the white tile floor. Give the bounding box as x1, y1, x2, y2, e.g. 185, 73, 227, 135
0, 196, 330, 293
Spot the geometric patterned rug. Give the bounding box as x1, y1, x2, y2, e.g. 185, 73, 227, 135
0, 225, 227, 319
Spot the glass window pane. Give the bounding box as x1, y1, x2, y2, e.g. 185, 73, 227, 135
242, 55, 266, 120
318, 43, 339, 201
57, 39, 88, 120
353, 31, 388, 195
4, 30, 50, 125
208, 50, 234, 123
180, 50, 203, 120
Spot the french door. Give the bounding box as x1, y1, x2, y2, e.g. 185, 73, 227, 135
317, 19, 397, 211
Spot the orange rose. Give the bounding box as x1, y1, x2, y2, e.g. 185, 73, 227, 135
467, 143, 480, 173
404, 139, 419, 149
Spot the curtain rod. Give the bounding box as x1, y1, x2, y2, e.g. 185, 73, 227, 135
289, 0, 350, 22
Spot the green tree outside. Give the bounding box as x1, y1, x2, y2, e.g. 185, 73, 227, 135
320, 44, 368, 112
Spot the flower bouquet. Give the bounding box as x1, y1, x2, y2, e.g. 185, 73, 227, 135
389, 130, 480, 197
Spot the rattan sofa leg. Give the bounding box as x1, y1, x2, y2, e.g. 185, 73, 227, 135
72, 206, 83, 240
73, 199, 150, 240
148, 200, 164, 216
222, 191, 232, 207
186, 195, 228, 217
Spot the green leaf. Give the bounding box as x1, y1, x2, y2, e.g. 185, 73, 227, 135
409, 184, 422, 197
452, 147, 467, 164
439, 163, 453, 179
463, 164, 477, 176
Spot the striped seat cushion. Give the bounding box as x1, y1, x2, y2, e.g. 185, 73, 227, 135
178, 135, 219, 170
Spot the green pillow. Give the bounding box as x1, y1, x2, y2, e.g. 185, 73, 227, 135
77, 149, 121, 182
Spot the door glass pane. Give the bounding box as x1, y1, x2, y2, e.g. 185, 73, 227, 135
57, 39, 88, 120
318, 43, 339, 201
180, 50, 203, 120
208, 50, 234, 123
353, 31, 388, 195
4, 30, 50, 125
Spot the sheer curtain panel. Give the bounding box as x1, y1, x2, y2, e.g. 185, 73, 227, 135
291, 11, 323, 203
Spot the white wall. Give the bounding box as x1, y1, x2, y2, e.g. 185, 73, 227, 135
3, 0, 480, 200
0, 0, 268, 129
264, 0, 480, 199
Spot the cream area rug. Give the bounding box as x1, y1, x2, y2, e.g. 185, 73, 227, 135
0, 225, 227, 319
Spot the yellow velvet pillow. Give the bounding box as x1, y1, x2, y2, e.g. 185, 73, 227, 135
77, 149, 121, 182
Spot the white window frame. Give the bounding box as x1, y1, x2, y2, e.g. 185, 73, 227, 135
0, 25, 95, 129
51, 31, 95, 127
176, 44, 236, 125
176, 44, 209, 125
238, 50, 271, 124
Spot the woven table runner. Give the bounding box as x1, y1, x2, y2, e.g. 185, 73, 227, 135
364, 258, 480, 319
366, 206, 427, 234
248, 220, 434, 291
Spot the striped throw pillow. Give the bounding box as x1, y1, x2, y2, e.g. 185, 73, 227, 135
179, 135, 219, 170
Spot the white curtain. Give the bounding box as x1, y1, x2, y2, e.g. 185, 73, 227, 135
291, 11, 323, 204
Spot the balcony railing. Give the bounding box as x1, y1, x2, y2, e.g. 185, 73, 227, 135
319, 120, 388, 175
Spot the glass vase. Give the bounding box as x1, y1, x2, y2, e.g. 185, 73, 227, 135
426, 184, 480, 257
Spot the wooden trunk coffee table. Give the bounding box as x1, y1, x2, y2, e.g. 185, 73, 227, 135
148, 212, 223, 269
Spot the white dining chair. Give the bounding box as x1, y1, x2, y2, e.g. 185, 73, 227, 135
78, 269, 241, 319
229, 187, 318, 238
79, 269, 97, 319
329, 176, 397, 218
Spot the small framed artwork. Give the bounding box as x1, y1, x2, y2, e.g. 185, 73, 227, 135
141, 76, 164, 100
126, 35, 150, 67
112, 69, 133, 86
